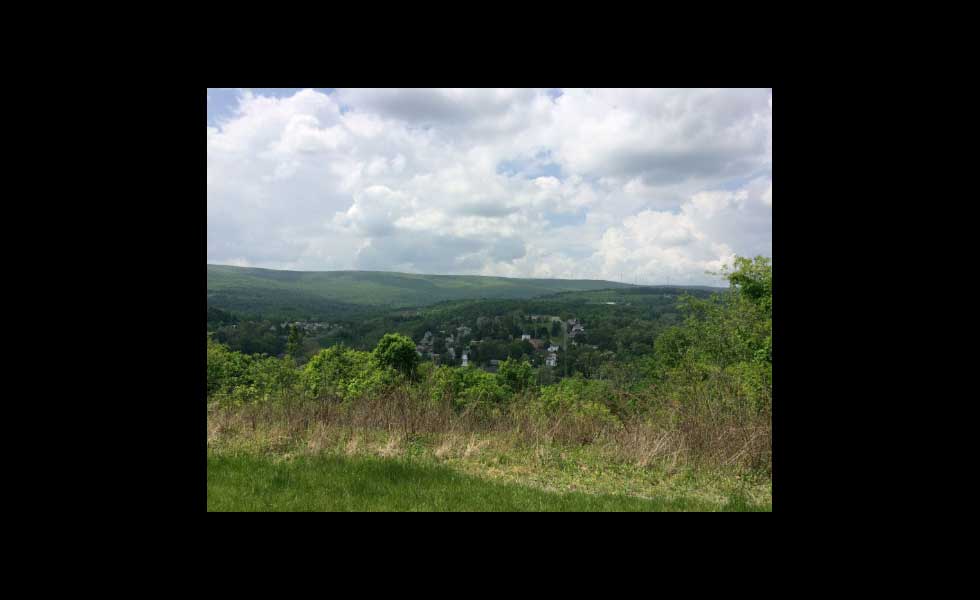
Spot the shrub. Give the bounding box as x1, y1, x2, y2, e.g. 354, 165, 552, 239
535, 376, 619, 426
428, 365, 462, 405
373, 333, 420, 378
497, 357, 534, 394
249, 354, 300, 400
207, 337, 256, 398
303, 346, 367, 397
724, 360, 772, 413
458, 367, 508, 408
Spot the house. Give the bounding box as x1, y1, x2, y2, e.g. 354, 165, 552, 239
546, 353, 558, 367
548, 344, 559, 353
461, 351, 469, 367
521, 334, 531, 341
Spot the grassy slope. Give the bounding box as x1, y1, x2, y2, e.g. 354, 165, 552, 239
207, 412, 771, 512
207, 453, 767, 512
207, 264, 638, 317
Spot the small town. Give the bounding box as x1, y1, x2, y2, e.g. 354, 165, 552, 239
413, 315, 593, 372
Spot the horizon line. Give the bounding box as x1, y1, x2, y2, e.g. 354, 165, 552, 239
206, 263, 727, 287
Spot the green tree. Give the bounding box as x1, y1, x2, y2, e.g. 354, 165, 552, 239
726, 255, 772, 318
373, 333, 420, 378
286, 324, 303, 357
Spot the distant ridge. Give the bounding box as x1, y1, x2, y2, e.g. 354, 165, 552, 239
208, 264, 631, 284
207, 264, 654, 318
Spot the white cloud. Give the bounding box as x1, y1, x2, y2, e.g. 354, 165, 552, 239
207, 88, 771, 282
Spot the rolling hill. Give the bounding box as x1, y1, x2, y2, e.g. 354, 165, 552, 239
207, 264, 640, 319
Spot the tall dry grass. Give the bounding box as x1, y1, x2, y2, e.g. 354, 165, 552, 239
207, 382, 771, 475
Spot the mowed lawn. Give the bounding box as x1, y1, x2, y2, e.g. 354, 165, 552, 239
207, 454, 770, 512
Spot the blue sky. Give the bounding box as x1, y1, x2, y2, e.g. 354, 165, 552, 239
207, 88, 772, 285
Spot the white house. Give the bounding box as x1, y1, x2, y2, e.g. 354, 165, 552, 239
521, 334, 531, 341
546, 353, 558, 367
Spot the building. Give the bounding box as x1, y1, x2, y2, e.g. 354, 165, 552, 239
461, 351, 469, 367
416, 330, 436, 355
548, 344, 559, 353
546, 353, 558, 367
521, 334, 531, 341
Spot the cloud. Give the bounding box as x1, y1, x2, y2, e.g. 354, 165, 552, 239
207, 88, 771, 283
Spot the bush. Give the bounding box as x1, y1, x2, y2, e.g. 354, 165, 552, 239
207, 337, 256, 397
457, 367, 508, 408
497, 357, 534, 394
650, 326, 690, 378
428, 365, 462, 405
724, 360, 772, 413
207, 337, 301, 404
373, 333, 420, 378
535, 376, 619, 426
249, 354, 300, 400
302, 344, 403, 402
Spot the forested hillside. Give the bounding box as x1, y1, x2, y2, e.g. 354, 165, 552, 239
207, 264, 644, 320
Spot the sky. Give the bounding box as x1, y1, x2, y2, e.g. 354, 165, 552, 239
207, 88, 771, 286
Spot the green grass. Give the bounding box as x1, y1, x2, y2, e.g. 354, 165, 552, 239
207, 453, 770, 512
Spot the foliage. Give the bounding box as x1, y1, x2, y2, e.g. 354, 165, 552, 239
207, 336, 300, 403
300, 345, 398, 401
457, 368, 508, 407
207, 336, 252, 396
644, 256, 772, 414
497, 357, 534, 394
210, 319, 285, 356
286, 324, 302, 357
373, 333, 420, 378
535, 375, 619, 425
